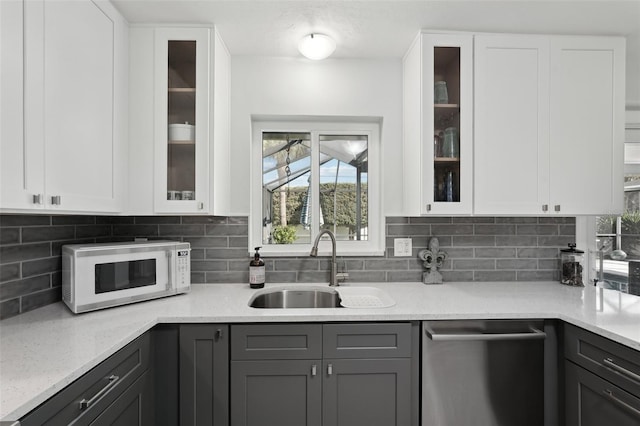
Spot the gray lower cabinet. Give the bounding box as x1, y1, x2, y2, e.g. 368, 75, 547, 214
19, 332, 152, 426
564, 323, 640, 426
565, 361, 640, 426
230, 322, 418, 426
179, 324, 229, 426
322, 358, 412, 426
231, 359, 322, 426
90, 370, 153, 425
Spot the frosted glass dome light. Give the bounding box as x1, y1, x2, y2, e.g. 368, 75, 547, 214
298, 34, 336, 60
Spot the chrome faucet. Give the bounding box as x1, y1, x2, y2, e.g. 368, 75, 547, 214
310, 229, 347, 286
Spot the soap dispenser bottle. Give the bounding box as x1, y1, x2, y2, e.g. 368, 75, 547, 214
249, 247, 265, 289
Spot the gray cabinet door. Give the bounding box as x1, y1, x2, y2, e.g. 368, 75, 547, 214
230, 359, 322, 426
565, 361, 640, 426
322, 358, 412, 426
180, 324, 229, 426
90, 370, 153, 426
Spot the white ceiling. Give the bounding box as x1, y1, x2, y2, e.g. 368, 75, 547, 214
113, 0, 640, 100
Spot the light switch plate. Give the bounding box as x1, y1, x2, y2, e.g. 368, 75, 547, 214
394, 238, 412, 257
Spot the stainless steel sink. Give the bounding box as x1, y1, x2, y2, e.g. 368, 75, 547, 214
249, 287, 342, 309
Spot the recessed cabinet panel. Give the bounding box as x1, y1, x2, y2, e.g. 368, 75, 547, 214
154, 28, 210, 213
44, 0, 114, 207
322, 359, 412, 426
549, 37, 625, 215
565, 361, 640, 426
474, 35, 550, 215
230, 360, 322, 426
0, 0, 43, 210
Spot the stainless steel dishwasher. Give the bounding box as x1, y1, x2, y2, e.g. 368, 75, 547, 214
422, 320, 550, 426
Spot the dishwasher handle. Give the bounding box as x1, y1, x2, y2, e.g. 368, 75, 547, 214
425, 326, 546, 341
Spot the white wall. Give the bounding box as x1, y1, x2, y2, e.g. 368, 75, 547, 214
228, 56, 403, 216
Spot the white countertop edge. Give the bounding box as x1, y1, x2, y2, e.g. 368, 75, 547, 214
2, 281, 640, 421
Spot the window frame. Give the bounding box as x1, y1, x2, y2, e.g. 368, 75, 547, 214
250, 117, 384, 257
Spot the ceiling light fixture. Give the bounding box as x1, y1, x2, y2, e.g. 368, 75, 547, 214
298, 33, 336, 60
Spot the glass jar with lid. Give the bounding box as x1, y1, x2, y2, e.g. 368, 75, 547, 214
560, 243, 584, 286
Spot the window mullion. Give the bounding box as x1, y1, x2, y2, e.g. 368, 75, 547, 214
311, 130, 321, 241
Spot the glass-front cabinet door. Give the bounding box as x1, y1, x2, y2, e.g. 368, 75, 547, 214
154, 28, 210, 213
422, 34, 472, 214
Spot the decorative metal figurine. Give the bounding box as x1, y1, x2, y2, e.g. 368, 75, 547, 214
418, 237, 447, 284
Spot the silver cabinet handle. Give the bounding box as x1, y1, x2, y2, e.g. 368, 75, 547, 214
603, 389, 640, 418
327, 363, 333, 376
79, 375, 119, 410
554, 204, 561, 212
51, 195, 61, 205
542, 204, 548, 212
425, 327, 546, 341
215, 328, 224, 340
311, 364, 317, 376
32, 194, 43, 205
198, 202, 204, 210
426, 204, 432, 212
603, 357, 640, 384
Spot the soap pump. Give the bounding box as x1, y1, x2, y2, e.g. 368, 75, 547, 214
249, 247, 265, 289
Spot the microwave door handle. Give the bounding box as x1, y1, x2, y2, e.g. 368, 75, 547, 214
166, 250, 173, 290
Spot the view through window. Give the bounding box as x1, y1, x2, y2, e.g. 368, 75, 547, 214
595, 176, 640, 293
261, 132, 369, 245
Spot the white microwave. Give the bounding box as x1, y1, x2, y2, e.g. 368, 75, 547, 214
62, 240, 191, 313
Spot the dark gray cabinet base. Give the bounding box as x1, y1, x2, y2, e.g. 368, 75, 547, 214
323, 358, 412, 426
230, 322, 418, 426
564, 323, 640, 426
19, 333, 152, 426
90, 370, 153, 426
565, 361, 640, 426
231, 359, 322, 426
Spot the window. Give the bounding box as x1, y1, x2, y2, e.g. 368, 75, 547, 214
250, 119, 383, 256
595, 175, 640, 292
593, 114, 640, 294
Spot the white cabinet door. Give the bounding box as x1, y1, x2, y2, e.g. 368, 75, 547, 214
43, 0, 126, 212
1, 0, 45, 210
474, 35, 550, 215
153, 27, 211, 214
549, 36, 625, 216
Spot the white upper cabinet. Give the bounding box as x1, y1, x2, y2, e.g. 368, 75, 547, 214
128, 26, 230, 215
405, 31, 624, 216
549, 36, 625, 215
475, 34, 624, 216
0, 0, 128, 213
474, 35, 551, 215
403, 33, 473, 215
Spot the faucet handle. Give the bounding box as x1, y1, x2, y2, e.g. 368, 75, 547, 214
336, 272, 349, 283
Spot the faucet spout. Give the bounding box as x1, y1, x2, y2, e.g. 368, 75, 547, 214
310, 229, 338, 286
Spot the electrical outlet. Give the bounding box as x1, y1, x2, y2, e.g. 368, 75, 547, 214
394, 238, 412, 257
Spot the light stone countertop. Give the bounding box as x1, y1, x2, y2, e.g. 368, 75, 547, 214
1, 281, 640, 421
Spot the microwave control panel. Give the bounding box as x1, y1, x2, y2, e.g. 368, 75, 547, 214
176, 249, 190, 287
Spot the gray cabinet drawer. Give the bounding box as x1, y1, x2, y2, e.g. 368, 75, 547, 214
323, 323, 412, 358
565, 361, 640, 426
564, 323, 640, 397
20, 332, 150, 426
231, 324, 322, 360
